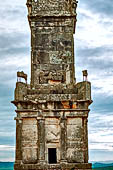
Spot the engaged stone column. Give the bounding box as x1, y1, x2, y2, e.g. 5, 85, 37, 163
83, 117, 88, 163
38, 118, 45, 162
60, 117, 67, 162
15, 118, 22, 162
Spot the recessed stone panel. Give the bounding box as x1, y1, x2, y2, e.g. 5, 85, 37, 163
22, 125, 38, 141
22, 148, 37, 164
67, 148, 84, 163
67, 124, 83, 140
45, 124, 60, 141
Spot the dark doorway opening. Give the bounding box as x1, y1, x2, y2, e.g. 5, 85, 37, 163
48, 148, 57, 164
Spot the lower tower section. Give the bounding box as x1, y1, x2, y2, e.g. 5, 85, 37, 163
12, 80, 92, 170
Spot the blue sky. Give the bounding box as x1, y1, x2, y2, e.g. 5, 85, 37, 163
0, 0, 113, 162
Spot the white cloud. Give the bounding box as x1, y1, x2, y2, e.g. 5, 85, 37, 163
0, 145, 15, 151
0, 0, 29, 34
0, 131, 15, 137
0, 158, 14, 162
91, 75, 113, 95
0, 54, 30, 86
89, 143, 113, 151
76, 8, 113, 48
75, 6, 113, 96
89, 113, 113, 152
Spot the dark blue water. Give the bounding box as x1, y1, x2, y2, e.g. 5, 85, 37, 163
0, 162, 14, 170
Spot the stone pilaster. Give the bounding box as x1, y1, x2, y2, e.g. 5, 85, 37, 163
38, 118, 45, 162
15, 118, 22, 162
84, 117, 88, 163
60, 117, 67, 162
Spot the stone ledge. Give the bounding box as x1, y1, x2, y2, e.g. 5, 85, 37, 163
15, 108, 90, 112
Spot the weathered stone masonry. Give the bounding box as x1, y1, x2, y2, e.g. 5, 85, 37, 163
12, 0, 92, 170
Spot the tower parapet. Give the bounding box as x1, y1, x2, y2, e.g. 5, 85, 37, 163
26, 0, 77, 17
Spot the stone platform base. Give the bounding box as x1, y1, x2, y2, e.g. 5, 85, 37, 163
14, 162, 92, 170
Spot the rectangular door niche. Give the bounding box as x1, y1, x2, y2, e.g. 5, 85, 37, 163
48, 148, 57, 164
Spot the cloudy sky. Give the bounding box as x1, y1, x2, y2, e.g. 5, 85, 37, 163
0, 0, 113, 163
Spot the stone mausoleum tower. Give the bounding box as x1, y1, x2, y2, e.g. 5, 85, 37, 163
12, 0, 92, 170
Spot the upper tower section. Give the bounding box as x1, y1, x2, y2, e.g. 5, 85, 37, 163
26, 0, 77, 17
26, 0, 78, 87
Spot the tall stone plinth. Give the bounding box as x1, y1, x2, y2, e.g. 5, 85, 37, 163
12, 0, 92, 170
